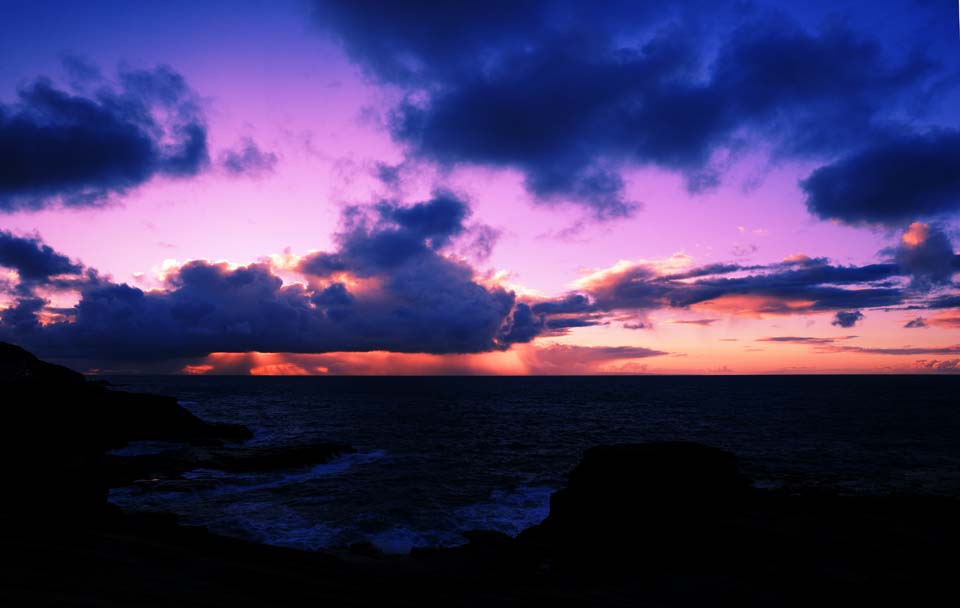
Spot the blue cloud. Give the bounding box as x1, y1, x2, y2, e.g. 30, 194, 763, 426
0, 64, 209, 211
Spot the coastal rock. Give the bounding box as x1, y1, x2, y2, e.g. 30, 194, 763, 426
0, 341, 87, 386
519, 442, 752, 572
539, 442, 749, 529
1, 342, 251, 448
95, 390, 251, 448
1, 341, 251, 527
106, 442, 356, 487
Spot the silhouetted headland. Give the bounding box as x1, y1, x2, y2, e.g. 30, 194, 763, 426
1, 342, 956, 606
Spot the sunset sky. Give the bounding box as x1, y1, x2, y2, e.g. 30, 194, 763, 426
1, 0, 959, 374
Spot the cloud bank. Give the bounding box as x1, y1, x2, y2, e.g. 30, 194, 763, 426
313, 1, 946, 222
0, 194, 540, 361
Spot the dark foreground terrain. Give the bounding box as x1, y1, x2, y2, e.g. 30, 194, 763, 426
1, 342, 956, 606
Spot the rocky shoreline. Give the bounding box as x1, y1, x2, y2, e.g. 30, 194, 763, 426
2, 341, 957, 606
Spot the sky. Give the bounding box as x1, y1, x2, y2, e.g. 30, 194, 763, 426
1, 0, 959, 374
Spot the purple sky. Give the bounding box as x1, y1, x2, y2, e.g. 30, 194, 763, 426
1, 0, 959, 374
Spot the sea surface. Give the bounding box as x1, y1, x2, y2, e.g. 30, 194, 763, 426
107, 375, 960, 554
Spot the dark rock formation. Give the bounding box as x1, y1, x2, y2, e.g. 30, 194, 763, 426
1, 341, 250, 527
106, 442, 356, 486
518, 442, 753, 571
1, 343, 956, 606
547, 442, 750, 526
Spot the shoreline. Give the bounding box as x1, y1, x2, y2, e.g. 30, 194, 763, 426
3, 341, 957, 606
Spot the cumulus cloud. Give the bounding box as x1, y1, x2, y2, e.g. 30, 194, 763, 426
892, 222, 958, 288
0, 296, 45, 334
0, 64, 209, 211
218, 137, 278, 177
0, 231, 82, 284
313, 1, 938, 218
1, 193, 538, 361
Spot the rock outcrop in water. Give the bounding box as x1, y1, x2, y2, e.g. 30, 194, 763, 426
2, 342, 364, 534
515, 442, 752, 572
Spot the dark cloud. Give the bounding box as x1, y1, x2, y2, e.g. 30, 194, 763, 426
826, 344, 960, 356
581, 258, 904, 314
458, 224, 501, 262
544, 317, 604, 330
497, 303, 543, 344
526, 235, 959, 326
0, 297, 45, 334
315, 1, 938, 218
922, 294, 960, 310
802, 131, 960, 225
311, 0, 642, 85
0, 65, 209, 211
300, 193, 472, 278
672, 318, 718, 326
0, 231, 82, 283
892, 223, 957, 288
373, 162, 402, 188
219, 137, 278, 177
914, 359, 960, 373
757, 336, 853, 345
2, 194, 536, 361
831, 310, 864, 328
904, 317, 927, 328
530, 294, 595, 315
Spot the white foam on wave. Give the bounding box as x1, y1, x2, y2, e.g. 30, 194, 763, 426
452, 485, 553, 537
111, 452, 553, 556
362, 485, 555, 554
367, 527, 451, 554
182, 450, 388, 496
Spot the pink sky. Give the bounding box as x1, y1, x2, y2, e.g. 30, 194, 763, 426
1, 0, 958, 374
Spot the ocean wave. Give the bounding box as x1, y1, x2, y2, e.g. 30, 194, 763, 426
109, 440, 189, 457
181, 450, 388, 496
452, 485, 553, 538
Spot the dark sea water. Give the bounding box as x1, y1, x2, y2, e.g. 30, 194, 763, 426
107, 375, 960, 553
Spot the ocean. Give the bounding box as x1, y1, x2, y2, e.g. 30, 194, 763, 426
106, 375, 960, 554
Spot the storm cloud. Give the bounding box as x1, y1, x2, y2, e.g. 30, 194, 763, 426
0, 64, 209, 211
1, 194, 537, 361
313, 1, 939, 218
802, 131, 960, 226
891, 222, 958, 288
0, 231, 82, 283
